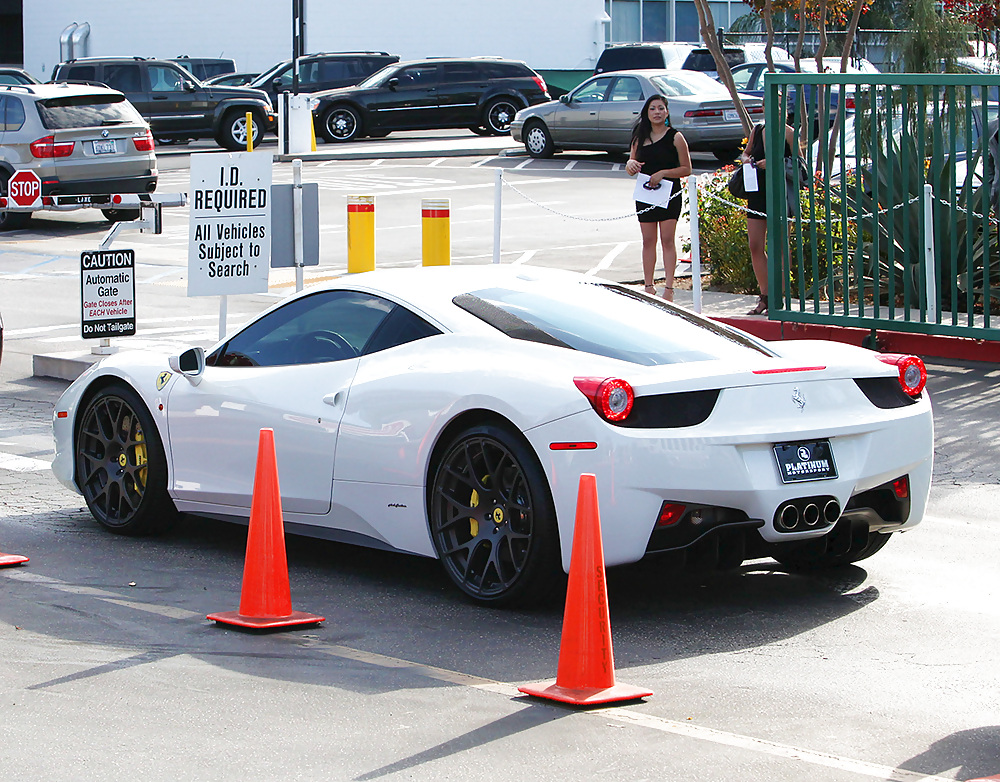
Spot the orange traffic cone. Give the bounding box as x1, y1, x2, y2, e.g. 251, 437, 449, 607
519, 474, 651, 706
207, 429, 324, 630
0, 549, 28, 568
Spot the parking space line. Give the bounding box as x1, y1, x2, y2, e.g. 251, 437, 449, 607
585, 242, 629, 276
512, 159, 533, 170
0, 453, 51, 472
511, 250, 537, 266
563, 161, 577, 170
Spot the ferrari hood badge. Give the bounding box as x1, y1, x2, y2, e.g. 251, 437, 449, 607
791, 386, 806, 411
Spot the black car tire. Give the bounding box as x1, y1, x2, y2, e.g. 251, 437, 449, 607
75, 383, 178, 536
0, 172, 31, 231
523, 120, 555, 159
101, 208, 141, 223
321, 105, 363, 143
429, 422, 560, 606
217, 108, 264, 151
483, 97, 520, 135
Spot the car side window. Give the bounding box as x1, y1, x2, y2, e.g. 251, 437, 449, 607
209, 291, 399, 367
397, 65, 437, 86
731, 67, 755, 90
442, 63, 481, 82
363, 305, 441, 354
573, 77, 613, 103
63, 65, 97, 82
149, 65, 185, 93
608, 76, 643, 102
104, 64, 142, 93
1, 95, 25, 131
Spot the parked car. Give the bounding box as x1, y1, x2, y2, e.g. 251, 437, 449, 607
250, 52, 399, 105
595, 42, 790, 79
50, 264, 933, 605
511, 69, 762, 160
728, 59, 875, 123
0, 67, 40, 86
312, 57, 550, 142
168, 56, 237, 82
204, 72, 260, 87
50, 57, 275, 150
0, 82, 157, 230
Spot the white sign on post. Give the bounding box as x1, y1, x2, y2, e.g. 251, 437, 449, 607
187, 151, 272, 296
81, 249, 136, 339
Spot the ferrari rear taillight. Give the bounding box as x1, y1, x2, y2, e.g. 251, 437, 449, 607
892, 476, 909, 499
657, 502, 686, 526
877, 354, 927, 396
574, 376, 634, 422
132, 130, 155, 152
30, 136, 75, 158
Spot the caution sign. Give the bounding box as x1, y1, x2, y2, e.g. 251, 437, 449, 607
187, 151, 272, 296
81, 249, 136, 339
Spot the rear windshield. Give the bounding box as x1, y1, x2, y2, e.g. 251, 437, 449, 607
597, 48, 665, 71
37, 94, 143, 129
458, 283, 773, 365
684, 49, 745, 70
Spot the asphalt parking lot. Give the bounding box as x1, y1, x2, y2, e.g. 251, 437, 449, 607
2, 133, 1000, 782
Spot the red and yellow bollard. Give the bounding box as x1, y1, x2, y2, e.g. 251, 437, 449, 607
347, 195, 375, 273
421, 198, 450, 266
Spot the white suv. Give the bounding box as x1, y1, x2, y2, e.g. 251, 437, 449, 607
0, 82, 157, 230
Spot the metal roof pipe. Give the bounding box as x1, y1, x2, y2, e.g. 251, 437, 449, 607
59, 22, 78, 61
70, 22, 91, 59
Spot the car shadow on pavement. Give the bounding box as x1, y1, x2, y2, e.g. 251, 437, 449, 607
895, 726, 1000, 781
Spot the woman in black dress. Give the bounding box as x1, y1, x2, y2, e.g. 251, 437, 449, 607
625, 94, 692, 302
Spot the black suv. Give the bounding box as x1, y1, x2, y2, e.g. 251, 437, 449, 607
312, 57, 550, 142
51, 57, 276, 150
251, 52, 399, 104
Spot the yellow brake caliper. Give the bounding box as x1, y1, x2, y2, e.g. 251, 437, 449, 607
468, 474, 490, 538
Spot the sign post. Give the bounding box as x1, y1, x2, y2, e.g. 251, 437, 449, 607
188, 152, 272, 338
80, 249, 136, 352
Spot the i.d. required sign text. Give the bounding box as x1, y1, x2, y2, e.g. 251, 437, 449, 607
187, 151, 272, 296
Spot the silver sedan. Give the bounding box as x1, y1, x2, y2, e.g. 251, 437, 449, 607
511, 69, 762, 160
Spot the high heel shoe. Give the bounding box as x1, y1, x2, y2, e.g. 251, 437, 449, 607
746, 295, 768, 315
644, 285, 656, 295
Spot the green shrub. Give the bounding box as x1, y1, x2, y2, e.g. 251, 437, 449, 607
693, 166, 757, 293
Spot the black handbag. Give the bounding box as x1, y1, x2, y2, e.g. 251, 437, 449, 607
728, 167, 748, 199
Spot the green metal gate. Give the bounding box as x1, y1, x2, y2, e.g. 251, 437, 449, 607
763, 71, 1000, 339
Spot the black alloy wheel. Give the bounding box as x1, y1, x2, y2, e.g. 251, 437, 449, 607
321, 105, 363, 142
484, 97, 519, 135
430, 424, 559, 605
75, 384, 177, 535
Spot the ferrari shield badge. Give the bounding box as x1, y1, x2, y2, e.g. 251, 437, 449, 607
156, 371, 172, 391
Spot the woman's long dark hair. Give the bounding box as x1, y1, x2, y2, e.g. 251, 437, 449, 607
631, 94, 668, 147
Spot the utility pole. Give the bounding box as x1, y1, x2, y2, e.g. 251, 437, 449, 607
292, 0, 306, 94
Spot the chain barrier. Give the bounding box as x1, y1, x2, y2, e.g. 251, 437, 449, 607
500, 174, 683, 222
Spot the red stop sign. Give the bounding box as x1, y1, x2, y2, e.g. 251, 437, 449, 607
7, 170, 41, 208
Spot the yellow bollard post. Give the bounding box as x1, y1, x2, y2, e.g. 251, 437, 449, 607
246, 111, 254, 152
421, 198, 450, 266
347, 195, 376, 273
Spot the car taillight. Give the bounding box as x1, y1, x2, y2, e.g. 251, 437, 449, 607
657, 502, 686, 526
132, 130, 155, 152
574, 376, 634, 422
30, 136, 75, 158
747, 106, 764, 114
684, 108, 723, 117
532, 75, 548, 95
877, 353, 926, 396
844, 96, 856, 110
892, 476, 909, 499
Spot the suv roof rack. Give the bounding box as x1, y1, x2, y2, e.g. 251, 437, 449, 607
0, 83, 36, 94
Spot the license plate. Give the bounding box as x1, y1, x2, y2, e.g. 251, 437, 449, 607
724, 110, 739, 122
773, 440, 837, 483
93, 139, 117, 154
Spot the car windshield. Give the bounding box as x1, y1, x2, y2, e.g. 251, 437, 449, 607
37, 94, 143, 129
650, 72, 730, 97
458, 283, 773, 365
252, 61, 290, 87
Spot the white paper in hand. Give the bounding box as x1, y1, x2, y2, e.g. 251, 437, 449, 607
743, 162, 758, 193
633, 173, 674, 207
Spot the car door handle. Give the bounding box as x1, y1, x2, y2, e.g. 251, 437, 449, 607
153, 96, 168, 100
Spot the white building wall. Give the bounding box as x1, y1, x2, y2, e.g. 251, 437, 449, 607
23, 1, 608, 80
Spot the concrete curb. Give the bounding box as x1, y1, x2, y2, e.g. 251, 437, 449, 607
713, 315, 1000, 363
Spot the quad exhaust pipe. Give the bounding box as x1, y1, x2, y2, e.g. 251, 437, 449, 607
775, 496, 841, 532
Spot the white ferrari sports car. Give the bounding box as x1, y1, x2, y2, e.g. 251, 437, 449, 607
52, 265, 933, 605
